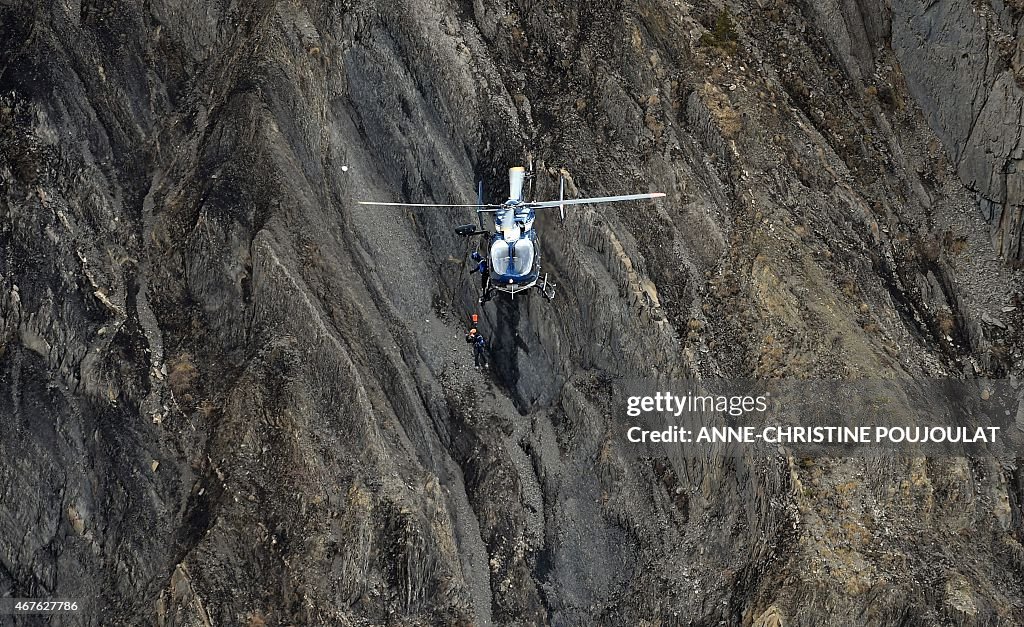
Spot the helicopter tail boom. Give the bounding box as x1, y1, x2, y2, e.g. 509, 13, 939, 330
508, 167, 526, 202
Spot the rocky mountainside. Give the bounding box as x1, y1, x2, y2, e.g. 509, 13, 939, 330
1, 0, 1023, 625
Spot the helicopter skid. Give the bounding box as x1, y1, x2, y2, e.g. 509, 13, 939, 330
489, 274, 555, 301
493, 279, 538, 294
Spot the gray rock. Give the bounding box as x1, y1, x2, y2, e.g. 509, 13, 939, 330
893, 0, 1024, 263
0, 0, 1023, 625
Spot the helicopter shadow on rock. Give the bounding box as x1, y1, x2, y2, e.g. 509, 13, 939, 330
482, 292, 534, 409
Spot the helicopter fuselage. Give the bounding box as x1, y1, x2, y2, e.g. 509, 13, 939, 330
358, 164, 662, 303
487, 200, 541, 293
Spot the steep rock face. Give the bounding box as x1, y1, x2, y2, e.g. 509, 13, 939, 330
891, 0, 1024, 263
0, 1, 1023, 626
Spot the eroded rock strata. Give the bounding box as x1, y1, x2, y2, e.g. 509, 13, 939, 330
1, 0, 1023, 625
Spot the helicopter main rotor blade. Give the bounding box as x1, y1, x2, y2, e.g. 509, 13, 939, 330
357, 201, 502, 208
529, 192, 665, 208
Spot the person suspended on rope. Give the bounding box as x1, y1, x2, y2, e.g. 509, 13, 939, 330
473, 333, 489, 368
470, 251, 488, 288
465, 328, 489, 368
479, 281, 497, 304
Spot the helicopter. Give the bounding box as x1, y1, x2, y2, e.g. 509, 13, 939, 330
358, 166, 665, 301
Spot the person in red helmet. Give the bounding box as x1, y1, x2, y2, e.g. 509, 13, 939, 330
465, 328, 489, 368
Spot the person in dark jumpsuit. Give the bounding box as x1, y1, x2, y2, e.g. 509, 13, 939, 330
470, 251, 493, 304
470, 251, 488, 289
465, 328, 489, 368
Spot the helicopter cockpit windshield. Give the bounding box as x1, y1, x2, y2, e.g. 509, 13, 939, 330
512, 239, 534, 274
490, 239, 535, 277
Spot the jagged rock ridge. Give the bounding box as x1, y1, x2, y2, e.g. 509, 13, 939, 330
1, 0, 1023, 625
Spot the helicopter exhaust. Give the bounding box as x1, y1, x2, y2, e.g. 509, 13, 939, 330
508, 167, 526, 202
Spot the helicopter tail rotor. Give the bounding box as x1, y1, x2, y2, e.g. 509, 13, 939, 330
476, 180, 485, 229
559, 176, 566, 222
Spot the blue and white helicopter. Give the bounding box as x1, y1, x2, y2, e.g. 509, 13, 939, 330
359, 166, 664, 301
